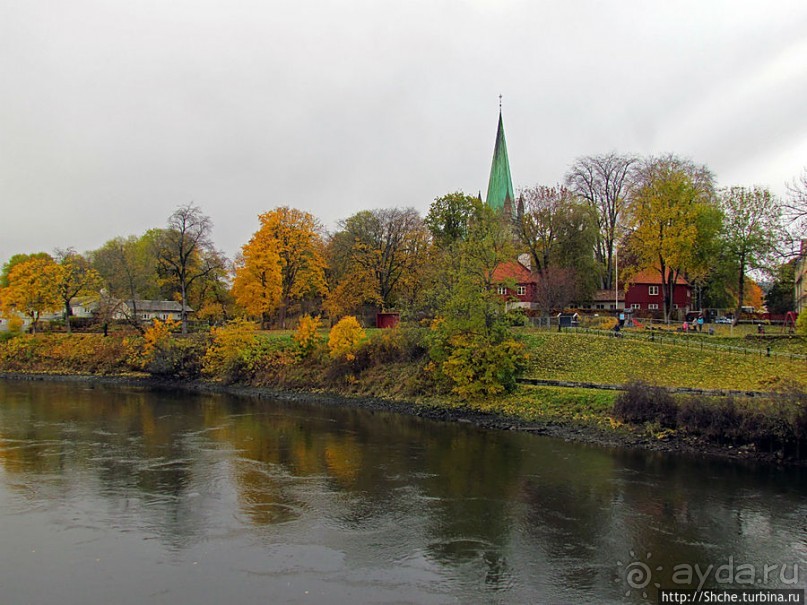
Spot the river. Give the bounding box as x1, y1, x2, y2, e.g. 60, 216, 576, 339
0, 380, 804, 604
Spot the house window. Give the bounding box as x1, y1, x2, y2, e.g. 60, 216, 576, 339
497, 285, 507, 295
595, 304, 605, 310
648, 304, 659, 310
631, 304, 641, 310
517, 285, 527, 296
648, 286, 659, 296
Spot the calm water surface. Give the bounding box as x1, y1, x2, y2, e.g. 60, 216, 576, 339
0, 380, 805, 604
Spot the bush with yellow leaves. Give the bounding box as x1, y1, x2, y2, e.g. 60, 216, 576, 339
202, 318, 260, 382
140, 319, 205, 379
328, 316, 365, 362
293, 314, 323, 357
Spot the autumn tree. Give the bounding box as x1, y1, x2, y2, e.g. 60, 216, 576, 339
325, 207, 429, 319
0, 256, 61, 333
427, 205, 525, 397
1, 252, 53, 288
436, 203, 516, 336
627, 155, 716, 321
233, 207, 327, 328
785, 167, 807, 236
231, 238, 281, 327
565, 152, 638, 289
425, 192, 482, 250
155, 203, 223, 333
418, 193, 485, 318
514, 184, 599, 297
532, 267, 580, 316
54, 248, 102, 333
717, 186, 784, 324
765, 260, 796, 315
90, 234, 162, 331
190, 253, 233, 326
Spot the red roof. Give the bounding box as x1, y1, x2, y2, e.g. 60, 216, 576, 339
629, 268, 690, 286
491, 261, 535, 283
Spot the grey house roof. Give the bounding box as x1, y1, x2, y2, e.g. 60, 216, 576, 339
125, 300, 193, 313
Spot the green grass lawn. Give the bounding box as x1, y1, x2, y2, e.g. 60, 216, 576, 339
518, 330, 807, 392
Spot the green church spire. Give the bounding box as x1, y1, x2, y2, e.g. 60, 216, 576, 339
485, 105, 514, 213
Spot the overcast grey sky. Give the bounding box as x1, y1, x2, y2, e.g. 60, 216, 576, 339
2, 0, 806, 265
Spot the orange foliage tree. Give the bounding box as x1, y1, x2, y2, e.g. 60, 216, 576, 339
0, 257, 61, 333
324, 208, 429, 320
233, 207, 327, 328
54, 248, 103, 333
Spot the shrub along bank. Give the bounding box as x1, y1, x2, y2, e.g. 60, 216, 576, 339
1, 319, 805, 462
613, 381, 807, 460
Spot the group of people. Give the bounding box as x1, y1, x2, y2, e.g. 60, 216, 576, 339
682, 316, 705, 332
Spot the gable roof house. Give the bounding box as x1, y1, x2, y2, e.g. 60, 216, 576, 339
580, 289, 625, 312
113, 300, 194, 324
623, 268, 692, 318
491, 260, 538, 311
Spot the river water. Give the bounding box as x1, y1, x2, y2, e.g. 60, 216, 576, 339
0, 380, 804, 604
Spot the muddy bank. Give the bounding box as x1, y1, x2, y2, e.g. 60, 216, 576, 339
0, 371, 800, 468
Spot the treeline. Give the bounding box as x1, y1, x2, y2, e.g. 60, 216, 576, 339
1, 153, 806, 336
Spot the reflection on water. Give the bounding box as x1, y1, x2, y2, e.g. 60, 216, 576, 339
0, 380, 805, 604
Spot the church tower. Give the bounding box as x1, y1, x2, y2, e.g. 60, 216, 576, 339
485, 100, 515, 214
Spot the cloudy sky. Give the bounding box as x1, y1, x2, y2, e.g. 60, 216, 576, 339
2, 0, 806, 265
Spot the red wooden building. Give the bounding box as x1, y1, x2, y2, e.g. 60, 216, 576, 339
623, 268, 692, 317
491, 260, 537, 309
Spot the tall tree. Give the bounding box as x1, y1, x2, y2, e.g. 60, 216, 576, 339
1, 252, 53, 288
765, 260, 796, 315
565, 152, 638, 289
628, 155, 716, 321
785, 167, 807, 237
718, 186, 784, 324
231, 237, 282, 327
325, 207, 429, 318
514, 185, 598, 294
436, 203, 516, 339
53, 249, 102, 333
0, 257, 61, 333
425, 192, 482, 250
156, 203, 222, 333
232, 207, 327, 328
191, 253, 233, 326
90, 234, 161, 331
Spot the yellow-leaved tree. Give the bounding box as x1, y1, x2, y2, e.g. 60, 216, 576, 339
324, 207, 429, 320
628, 155, 718, 322
232, 233, 282, 327
233, 207, 327, 328
54, 248, 103, 333
0, 257, 61, 333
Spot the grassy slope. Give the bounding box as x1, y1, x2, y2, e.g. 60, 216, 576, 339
518, 330, 807, 392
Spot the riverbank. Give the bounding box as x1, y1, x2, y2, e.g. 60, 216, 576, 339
2, 370, 802, 468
